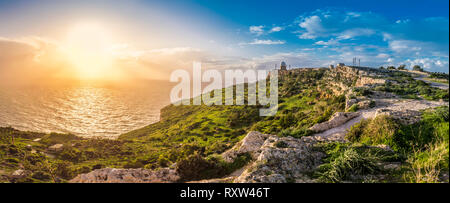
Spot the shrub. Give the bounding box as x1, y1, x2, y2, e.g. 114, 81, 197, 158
54, 161, 75, 180
176, 153, 221, 181
280, 128, 313, 138
413, 65, 423, 72
59, 148, 83, 162
405, 139, 449, 183
347, 104, 359, 112
346, 116, 400, 150
360, 116, 399, 146
31, 171, 52, 181
176, 152, 251, 181
320, 148, 378, 183
275, 141, 288, 148
346, 119, 369, 142
369, 100, 376, 108
157, 154, 170, 167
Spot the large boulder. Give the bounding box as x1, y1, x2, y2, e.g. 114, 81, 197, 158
222, 131, 270, 162
69, 168, 179, 183
234, 135, 324, 183
309, 112, 360, 132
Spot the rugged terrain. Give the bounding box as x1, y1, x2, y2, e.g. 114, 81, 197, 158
1, 66, 448, 183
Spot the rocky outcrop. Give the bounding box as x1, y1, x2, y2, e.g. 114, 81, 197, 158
69, 168, 179, 183
48, 144, 64, 152
234, 135, 324, 183
12, 169, 31, 179
309, 112, 360, 132
357, 100, 373, 110
374, 108, 422, 125
355, 76, 386, 87
222, 131, 269, 162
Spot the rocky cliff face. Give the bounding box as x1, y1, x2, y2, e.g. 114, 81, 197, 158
323, 66, 387, 95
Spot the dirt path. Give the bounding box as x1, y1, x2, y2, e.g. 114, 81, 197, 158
313, 98, 448, 140
415, 74, 449, 90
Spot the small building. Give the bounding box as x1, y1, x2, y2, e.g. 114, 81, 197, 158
329, 65, 334, 69
280, 61, 287, 70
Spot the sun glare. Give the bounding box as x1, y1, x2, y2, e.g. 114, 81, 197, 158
63, 22, 115, 80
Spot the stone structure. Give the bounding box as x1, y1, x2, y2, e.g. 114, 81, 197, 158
280, 61, 287, 70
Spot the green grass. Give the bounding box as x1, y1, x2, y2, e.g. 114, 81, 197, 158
1, 66, 447, 183
374, 76, 449, 101
340, 106, 449, 183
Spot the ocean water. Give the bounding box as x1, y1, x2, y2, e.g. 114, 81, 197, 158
0, 81, 173, 138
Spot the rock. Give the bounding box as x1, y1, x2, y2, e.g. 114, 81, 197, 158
234, 135, 324, 183
48, 144, 64, 152
33, 138, 41, 142
70, 168, 179, 183
376, 144, 393, 152
375, 108, 422, 125
12, 169, 31, 179
346, 99, 358, 110
356, 77, 386, 87
222, 131, 270, 162
440, 172, 449, 182
357, 100, 373, 110
383, 163, 401, 171
375, 108, 392, 117
309, 112, 360, 132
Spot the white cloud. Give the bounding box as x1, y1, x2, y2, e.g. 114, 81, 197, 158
337, 28, 375, 40
403, 58, 449, 70
376, 53, 390, 58
239, 39, 285, 46
269, 26, 283, 33
249, 25, 265, 36
314, 39, 339, 46
298, 15, 325, 39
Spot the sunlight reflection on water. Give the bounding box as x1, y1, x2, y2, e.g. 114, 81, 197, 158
0, 82, 172, 138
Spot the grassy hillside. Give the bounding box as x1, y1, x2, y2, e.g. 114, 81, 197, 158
0, 67, 448, 182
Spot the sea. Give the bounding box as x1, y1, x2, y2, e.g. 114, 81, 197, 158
0, 80, 174, 138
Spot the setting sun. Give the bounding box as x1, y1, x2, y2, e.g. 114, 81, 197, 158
63, 22, 114, 80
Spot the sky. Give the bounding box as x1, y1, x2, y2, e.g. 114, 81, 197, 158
0, 0, 448, 83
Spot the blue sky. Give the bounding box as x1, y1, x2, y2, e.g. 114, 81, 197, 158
155, 0, 449, 72
183, 0, 449, 72
0, 0, 448, 75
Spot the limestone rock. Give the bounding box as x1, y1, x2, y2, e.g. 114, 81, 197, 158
12, 169, 31, 179
309, 112, 360, 132
222, 131, 270, 162
70, 168, 179, 183
48, 144, 64, 152
346, 99, 358, 110
234, 135, 324, 183
383, 162, 401, 171
375, 108, 422, 125
357, 100, 373, 110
